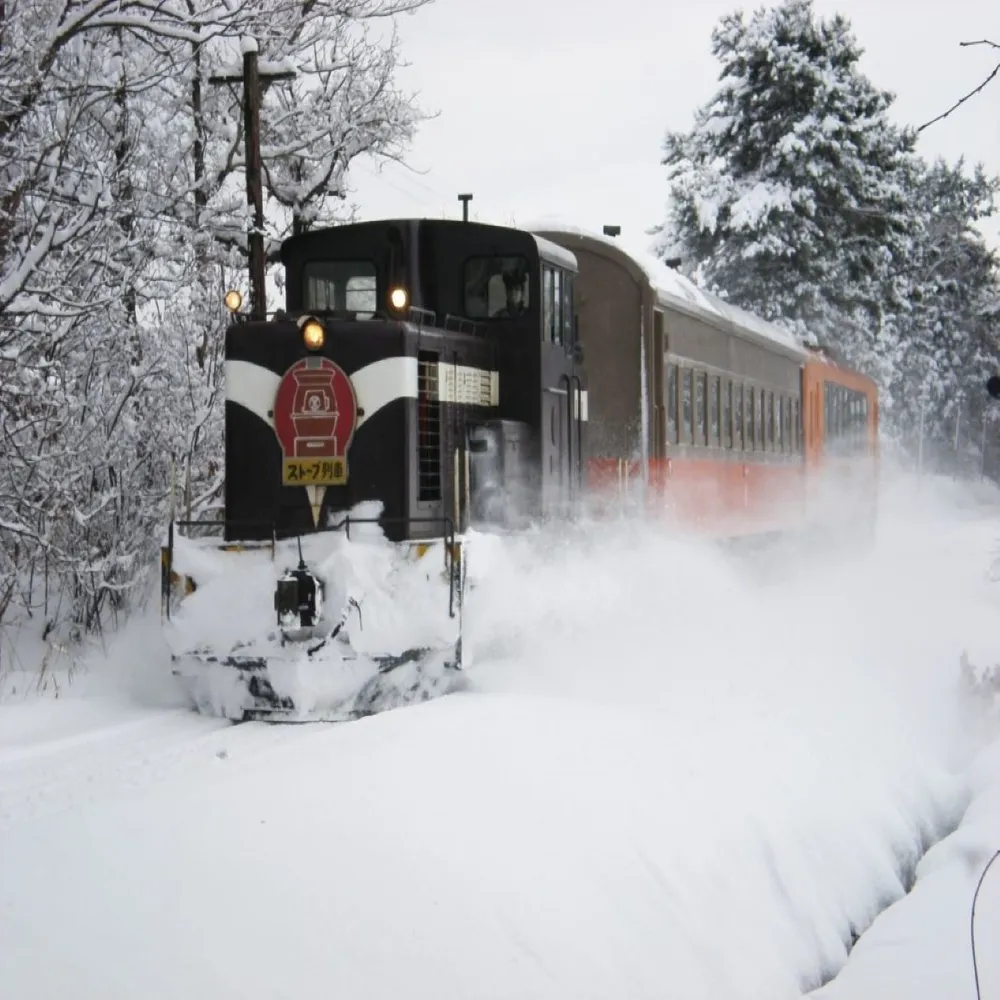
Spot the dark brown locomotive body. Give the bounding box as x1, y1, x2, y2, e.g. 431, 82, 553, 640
222, 218, 587, 544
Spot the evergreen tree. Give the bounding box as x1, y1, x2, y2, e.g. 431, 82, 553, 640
890, 159, 1000, 464
653, 0, 918, 368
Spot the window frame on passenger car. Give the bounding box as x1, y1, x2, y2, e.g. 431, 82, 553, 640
734, 383, 745, 451
694, 372, 707, 446
667, 363, 679, 444
681, 368, 693, 444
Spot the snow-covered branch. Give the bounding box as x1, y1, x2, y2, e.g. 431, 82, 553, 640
0, 0, 434, 645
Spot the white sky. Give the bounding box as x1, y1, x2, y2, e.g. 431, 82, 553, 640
349, 0, 1000, 249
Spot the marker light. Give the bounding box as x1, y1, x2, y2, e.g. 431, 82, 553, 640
224, 289, 243, 313
302, 319, 325, 350
389, 287, 408, 311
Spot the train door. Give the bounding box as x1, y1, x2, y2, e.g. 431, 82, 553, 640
802, 364, 824, 468
653, 309, 665, 458
542, 386, 570, 511
539, 259, 582, 514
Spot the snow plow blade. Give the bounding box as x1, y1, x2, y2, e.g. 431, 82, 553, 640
171, 641, 467, 724
161, 510, 468, 725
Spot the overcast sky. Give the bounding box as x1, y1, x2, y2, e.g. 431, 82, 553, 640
348, 0, 1000, 250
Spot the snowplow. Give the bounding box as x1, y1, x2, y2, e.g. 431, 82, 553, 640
160, 508, 468, 723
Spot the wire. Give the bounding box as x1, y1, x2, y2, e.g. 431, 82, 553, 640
972, 848, 1000, 1000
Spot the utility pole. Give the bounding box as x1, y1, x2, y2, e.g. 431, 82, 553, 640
210, 38, 294, 320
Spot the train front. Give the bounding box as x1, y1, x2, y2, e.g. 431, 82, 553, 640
160, 225, 469, 723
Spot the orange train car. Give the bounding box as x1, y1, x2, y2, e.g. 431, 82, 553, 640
530, 223, 879, 541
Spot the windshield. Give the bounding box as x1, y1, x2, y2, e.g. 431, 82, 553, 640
464, 255, 530, 319
304, 261, 377, 314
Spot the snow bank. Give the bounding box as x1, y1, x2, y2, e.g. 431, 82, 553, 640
1, 471, 998, 998
810, 734, 1000, 1000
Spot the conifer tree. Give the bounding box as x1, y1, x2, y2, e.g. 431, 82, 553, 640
653, 0, 918, 367
890, 159, 1000, 461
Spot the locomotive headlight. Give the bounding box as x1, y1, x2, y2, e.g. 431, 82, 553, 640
224, 289, 243, 313
302, 319, 325, 350
389, 286, 408, 311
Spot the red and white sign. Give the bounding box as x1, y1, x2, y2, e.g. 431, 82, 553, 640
273, 357, 358, 486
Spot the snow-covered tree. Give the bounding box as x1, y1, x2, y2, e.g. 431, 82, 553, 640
888, 159, 1000, 464
652, 0, 919, 368
0, 0, 432, 651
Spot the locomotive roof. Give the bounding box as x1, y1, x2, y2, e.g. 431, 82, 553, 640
533, 233, 578, 271
525, 219, 811, 362
282, 218, 578, 273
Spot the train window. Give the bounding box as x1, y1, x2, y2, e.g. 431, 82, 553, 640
758, 389, 766, 451
735, 384, 744, 449
765, 391, 774, 450
747, 387, 755, 449
823, 382, 871, 455
776, 396, 784, 453
551, 269, 563, 344
542, 266, 553, 339
304, 261, 377, 314
710, 376, 720, 446
667, 365, 679, 443
682, 369, 693, 443
723, 380, 733, 449
465, 255, 530, 319
695, 373, 706, 446
563, 273, 574, 344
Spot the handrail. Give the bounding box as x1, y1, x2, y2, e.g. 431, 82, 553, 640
559, 373, 573, 498
570, 373, 585, 492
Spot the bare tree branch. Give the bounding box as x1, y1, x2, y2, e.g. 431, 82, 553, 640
918, 39, 1000, 132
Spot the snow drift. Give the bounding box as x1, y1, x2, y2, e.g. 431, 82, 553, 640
1, 472, 999, 999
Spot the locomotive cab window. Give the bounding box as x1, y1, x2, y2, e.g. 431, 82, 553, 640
562, 273, 574, 343
465, 255, 530, 319
551, 269, 563, 344
304, 261, 377, 314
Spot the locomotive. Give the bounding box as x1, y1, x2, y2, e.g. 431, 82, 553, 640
161, 218, 586, 721
161, 217, 879, 723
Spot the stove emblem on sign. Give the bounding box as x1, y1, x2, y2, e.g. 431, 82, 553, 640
273, 357, 358, 488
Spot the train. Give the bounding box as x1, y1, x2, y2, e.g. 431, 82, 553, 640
160, 217, 879, 723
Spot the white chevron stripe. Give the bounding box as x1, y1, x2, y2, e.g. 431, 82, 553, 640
351, 356, 418, 428
226, 355, 503, 430
226, 360, 280, 429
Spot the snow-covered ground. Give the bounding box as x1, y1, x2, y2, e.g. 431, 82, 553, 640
1, 471, 999, 999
